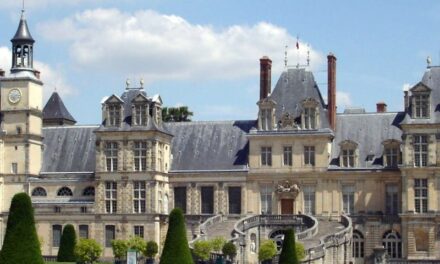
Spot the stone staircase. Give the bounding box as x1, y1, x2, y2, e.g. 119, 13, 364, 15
204, 219, 237, 240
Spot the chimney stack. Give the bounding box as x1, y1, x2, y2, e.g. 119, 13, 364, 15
327, 53, 337, 130
404, 91, 409, 111
376, 102, 387, 113
260, 56, 272, 100
0, 69, 5, 77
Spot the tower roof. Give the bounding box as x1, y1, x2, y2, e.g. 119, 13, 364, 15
43, 92, 76, 126
11, 11, 34, 43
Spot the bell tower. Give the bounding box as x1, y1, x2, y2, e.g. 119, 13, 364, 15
0, 10, 43, 211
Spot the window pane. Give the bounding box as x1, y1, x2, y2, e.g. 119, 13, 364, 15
174, 187, 187, 213
228, 187, 241, 214
105, 225, 115, 247
52, 225, 62, 247
79, 225, 89, 239
201, 187, 214, 214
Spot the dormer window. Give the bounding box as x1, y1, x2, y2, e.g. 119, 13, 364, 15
258, 98, 275, 131
340, 140, 358, 168
133, 104, 148, 126
301, 98, 319, 129
413, 94, 429, 118
383, 140, 401, 168
261, 109, 272, 130
108, 104, 121, 126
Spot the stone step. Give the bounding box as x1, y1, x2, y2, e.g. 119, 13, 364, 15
206, 220, 237, 240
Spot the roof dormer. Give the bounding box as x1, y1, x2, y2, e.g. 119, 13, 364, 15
409, 82, 431, 119
103, 95, 123, 127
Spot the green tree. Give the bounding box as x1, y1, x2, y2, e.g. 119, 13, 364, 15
111, 239, 129, 260
162, 106, 193, 122
222, 242, 237, 262
0, 192, 44, 264
128, 236, 147, 261
144, 240, 158, 259
295, 242, 305, 261
278, 229, 299, 264
57, 224, 77, 262
210, 236, 226, 252
258, 240, 277, 263
75, 238, 103, 264
159, 208, 193, 264
193, 240, 212, 262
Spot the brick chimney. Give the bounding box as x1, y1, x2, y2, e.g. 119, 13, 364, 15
0, 69, 5, 77
260, 56, 272, 100
327, 53, 337, 130
376, 102, 387, 113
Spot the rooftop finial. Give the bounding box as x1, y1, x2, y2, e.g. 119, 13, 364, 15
140, 78, 144, 88
284, 45, 288, 68
126, 78, 131, 89
427, 56, 432, 68
307, 45, 310, 67
21, 0, 25, 16
296, 35, 300, 68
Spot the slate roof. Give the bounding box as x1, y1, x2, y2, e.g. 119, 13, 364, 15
164, 120, 255, 171
269, 68, 330, 129
401, 66, 440, 125
331, 112, 403, 168
42, 126, 97, 172
11, 12, 34, 43
43, 92, 76, 123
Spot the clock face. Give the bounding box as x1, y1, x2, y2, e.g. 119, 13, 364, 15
8, 89, 21, 104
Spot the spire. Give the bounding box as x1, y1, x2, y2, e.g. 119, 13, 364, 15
10, 8, 35, 74
43, 92, 77, 127
11, 10, 34, 43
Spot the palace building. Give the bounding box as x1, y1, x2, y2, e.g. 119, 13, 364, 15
1, 11, 439, 264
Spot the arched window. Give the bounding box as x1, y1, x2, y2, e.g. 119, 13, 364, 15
32, 187, 47, 197
83, 186, 95, 196
57, 187, 73, 196
383, 230, 402, 259
352, 230, 364, 258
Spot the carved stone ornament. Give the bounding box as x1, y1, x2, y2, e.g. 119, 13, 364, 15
276, 181, 300, 198
279, 112, 300, 130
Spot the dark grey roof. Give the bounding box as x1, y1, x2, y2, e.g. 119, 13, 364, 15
331, 112, 403, 168
401, 67, 440, 125
42, 126, 97, 172
269, 68, 330, 129
11, 12, 34, 43
43, 92, 76, 123
164, 120, 255, 171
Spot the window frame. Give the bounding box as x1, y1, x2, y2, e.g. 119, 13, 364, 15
57, 187, 73, 196
133, 181, 146, 213
283, 146, 293, 166
304, 146, 315, 166
303, 186, 315, 215
133, 141, 147, 171
105, 142, 119, 172
352, 230, 364, 258
414, 178, 428, 213
412, 92, 430, 119
413, 135, 428, 167
261, 146, 272, 167
342, 185, 355, 214
260, 185, 273, 215
105, 225, 116, 248
383, 231, 402, 259
32, 187, 47, 197
105, 181, 117, 213
108, 104, 121, 126
52, 224, 62, 247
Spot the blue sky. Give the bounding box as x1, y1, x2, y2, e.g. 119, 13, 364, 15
1, 0, 439, 124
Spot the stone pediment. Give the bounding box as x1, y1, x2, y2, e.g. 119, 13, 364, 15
410, 82, 431, 93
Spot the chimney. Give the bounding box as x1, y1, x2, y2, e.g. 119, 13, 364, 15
0, 69, 5, 77
34, 70, 41, 79
327, 53, 337, 130
404, 91, 409, 111
260, 56, 272, 100
376, 102, 387, 113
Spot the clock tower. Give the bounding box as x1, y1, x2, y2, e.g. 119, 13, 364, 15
0, 10, 43, 211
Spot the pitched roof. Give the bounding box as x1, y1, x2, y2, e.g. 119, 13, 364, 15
164, 120, 255, 171
43, 92, 76, 123
42, 126, 97, 172
11, 12, 34, 43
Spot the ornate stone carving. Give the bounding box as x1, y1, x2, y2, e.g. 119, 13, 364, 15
276, 181, 300, 198
279, 112, 300, 130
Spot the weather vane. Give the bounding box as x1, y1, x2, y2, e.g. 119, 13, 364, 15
284, 45, 288, 68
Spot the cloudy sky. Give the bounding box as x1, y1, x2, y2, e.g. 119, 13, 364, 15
0, 1, 439, 124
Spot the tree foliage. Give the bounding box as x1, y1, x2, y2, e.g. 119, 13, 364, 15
258, 240, 277, 262
278, 229, 299, 264
57, 224, 77, 262
193, 240, 213, 261
111, 239, 129, 260
159, 208, 193, 264
75, 238, 103, 264
128, 236, 147, 256
210, 237, 226, 252
222, 242, 237, 261
0, 192, 44, 264
162, 106, 193, 122
144, 241, 159, 259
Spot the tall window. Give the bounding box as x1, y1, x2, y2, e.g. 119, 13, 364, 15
304, 107, 316, 129
304, 146, 315, 166
105, 181, 117, 213
260, 185, 272, 215
133, 181, 146, 213
261, 147, 272, 166
413, 94, 429, 118
303, 186, 315, 215
385, 145, 399, 167
52, 225, 62, 247
11, 163, 17, 174
342, 185, 355, 214
341, 148, 355, 167
158, 143, 164, 171
105, 142, 118, 172
201, 186, 214, 214
108, 104, 121, 126
386, 185, 399, 215
352, 230, 364, 258
174, 187, 187, 213
414, 179, 428, 213
261, 109, 272, 130
283, 146, 292, 166
414, 135, 428, 167
134, 141, 147, 171
105, 225, 115, 247
79, 225, 89, 239
134, 226, 144, 238
134, 104, 147, 125
228, 187, 242, 214
383, 231, 402, 259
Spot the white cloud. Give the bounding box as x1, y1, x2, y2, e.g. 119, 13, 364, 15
337, 91, 352, 109
0, 0, 101, 10
38, 8, 324, 82
0, 46, 74, 101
